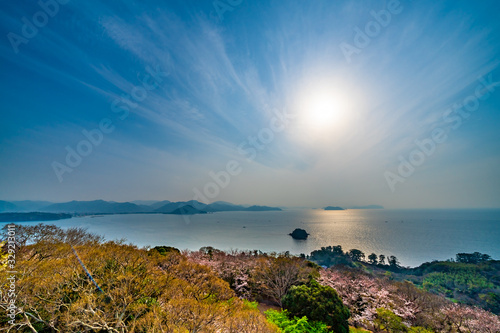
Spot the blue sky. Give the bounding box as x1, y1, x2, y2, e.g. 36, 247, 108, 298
1, 0, 499, 208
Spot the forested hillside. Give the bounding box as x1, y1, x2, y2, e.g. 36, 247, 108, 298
1, 224, 499, 332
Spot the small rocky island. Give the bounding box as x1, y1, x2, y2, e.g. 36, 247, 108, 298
324, 206, 345, 210
289, 228, 309, 240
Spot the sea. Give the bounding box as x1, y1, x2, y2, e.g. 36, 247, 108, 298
16, 208, 500, 268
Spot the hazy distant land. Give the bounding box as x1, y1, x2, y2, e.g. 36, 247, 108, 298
0, 200, 388, 221
0, 199, 282, 219
0, 212, 72, 222
324, 206, 345, 210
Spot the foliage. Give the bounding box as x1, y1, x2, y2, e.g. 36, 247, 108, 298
151, 245, 180, 255
1, 223, 104, 247
319, 266, 500, 332
308, 245, 352, 267
440, 303, 500, 332
348, 249, 365, 262
319, 268, 423, 328
0, 225, 278, 332
407, 260, 500, 314
307, 245, 402, 272
254, 255, 315, 306
388, 256, 400, 268
188, 246, 500, 331
423, 271, 494, 296
282, 280, 350, 333
368, 253, 378, 265
188, 249, 317, 305
199, 245, 224, 259
0, 241, 8, 271
480, 291, 500, 314
2, 227, 499, 332
374, 308, 407, 332
456, 252, 492, 264
265, 309, 328, 333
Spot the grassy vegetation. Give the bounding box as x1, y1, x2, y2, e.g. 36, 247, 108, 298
405, 260, 500, 314
0, 225, 279, 332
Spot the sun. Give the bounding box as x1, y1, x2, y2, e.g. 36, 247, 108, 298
296, 85, 349, 133
305, 90, 342, 129
288, 73, 362, 145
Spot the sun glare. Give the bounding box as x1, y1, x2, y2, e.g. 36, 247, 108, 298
295, 84, 350, 135
306, 90, 341, 128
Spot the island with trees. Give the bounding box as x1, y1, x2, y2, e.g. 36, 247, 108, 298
289, 228, 309, 240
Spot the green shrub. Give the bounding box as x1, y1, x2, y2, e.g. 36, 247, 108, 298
265, 309, 328, 333
282, 280, 350, 333
374, 308, 407, 333
150, 245, 180, 255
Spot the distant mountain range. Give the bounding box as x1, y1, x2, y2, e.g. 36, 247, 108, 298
0, 200, 382, 215
42, 200, 151, 214
0, 199, 282, 215
0, 200, 54, 212
168, 205, 207, 215
0, 200, 17, 212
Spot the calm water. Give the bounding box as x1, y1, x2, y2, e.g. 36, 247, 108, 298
20, 209, 500, 267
